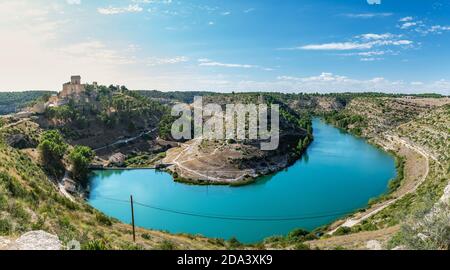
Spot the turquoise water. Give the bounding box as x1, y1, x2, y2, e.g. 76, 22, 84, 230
88, 118, 396, 243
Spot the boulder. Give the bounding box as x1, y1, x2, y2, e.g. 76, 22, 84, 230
366, 240, 382, 250
108, 152, 126, 167
8, 231, 62, 250
0, 237, 13, 250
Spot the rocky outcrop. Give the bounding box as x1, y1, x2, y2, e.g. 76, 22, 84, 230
107, 153, 126, 167
5, 133, 35, 149
0, 231, 62, 250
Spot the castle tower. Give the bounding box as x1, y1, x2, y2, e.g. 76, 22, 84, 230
60, 75, 86, 98
71, 76, 81, 85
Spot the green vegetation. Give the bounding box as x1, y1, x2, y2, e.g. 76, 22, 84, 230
38, 130, 68, 176
156, 240, 177, 250
68, 145, 95, 184
227, 237, 243, 249
0, 137, 221, 249
0, 91, 54, 115
263, 227, 318, 249
125, 152, 166, 168
136, 90, 217, 103
158, 112, 177, 140
1, 89, 448, 250
388, 156, 405, 193
387, 199, 449, 250
323, 111, 366, 136
43, 85, 168, 141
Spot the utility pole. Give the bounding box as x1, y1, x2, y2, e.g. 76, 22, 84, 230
130, 195, 136, 242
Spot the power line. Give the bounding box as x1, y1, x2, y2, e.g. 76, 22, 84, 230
91, 195, 355, 222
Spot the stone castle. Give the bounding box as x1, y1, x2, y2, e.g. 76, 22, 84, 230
30, 76, 92, 114
60, 75, 86, 98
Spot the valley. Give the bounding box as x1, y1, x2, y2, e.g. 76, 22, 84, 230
0, 82, 448, 250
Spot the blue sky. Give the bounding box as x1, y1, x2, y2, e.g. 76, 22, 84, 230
0, 0, 449, 94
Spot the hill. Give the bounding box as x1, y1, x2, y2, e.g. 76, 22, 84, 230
0, 91, 55, 115
306, 97, 449, 250
161, 92, 312, 184
1, 90, 448, 250
0, 126, 229, 250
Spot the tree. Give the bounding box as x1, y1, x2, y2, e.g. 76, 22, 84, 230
38, 130, 68, 175
69, 145, 95, 183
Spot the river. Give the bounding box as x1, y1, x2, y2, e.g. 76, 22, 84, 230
88, 118, 396, 243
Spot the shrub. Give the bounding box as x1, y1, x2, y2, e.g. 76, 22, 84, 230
38, 130, 68, 174
0, 171, 27, 198
95, 213, 113, 226
288, 228, 310, 240
82, 239, 109, 250
228, 237, 242, 249
207, 238, 225, 246
0, 218, 12, 235
156, 240, 176, 250
294, 243, 311, 250
333, 226, 352, 236
387, 202, 450, 250
68, 145, 94, 183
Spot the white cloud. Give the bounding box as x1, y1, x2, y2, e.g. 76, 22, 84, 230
146, 56, 189, 66
426, 25, 450, 34
278, 73, 350, 83
98, 4, 143, 15
343, 13, 392, 19
198, 59, 273, 71
60, 41, 136, 65
358, 33, 396, 40
199, 60, 256, 69
66, 0, 81, 5
396, 17, 450, 35
294, 39, 412, 51
400, 22, 417, 29
228, 73, 448, 94
295, 42, 374, 50
360, 57, 384, 62
358, 51, 386, 56
411, 81, 424, 86
399, 16, 413, 22
285, 31, 413, 54
132, 0, 172, 4
0, 1, 150, 91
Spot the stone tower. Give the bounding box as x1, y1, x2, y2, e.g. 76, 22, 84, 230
71, 75, 81, 85
60, 75, 86, 98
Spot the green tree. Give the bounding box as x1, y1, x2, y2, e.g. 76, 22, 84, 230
38, 130, 68, 175
69, 145, 95, 183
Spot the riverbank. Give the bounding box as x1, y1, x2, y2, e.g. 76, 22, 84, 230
160, 135, 310, 186
327, 134, 427, 233
305, 99, 449, 249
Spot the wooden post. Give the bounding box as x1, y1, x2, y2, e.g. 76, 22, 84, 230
130, 195, 136, 242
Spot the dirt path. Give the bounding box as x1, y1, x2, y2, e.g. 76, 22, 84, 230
307, 226, 400, 250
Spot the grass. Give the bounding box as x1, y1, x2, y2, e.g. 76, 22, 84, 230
0, 137, 221, 249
